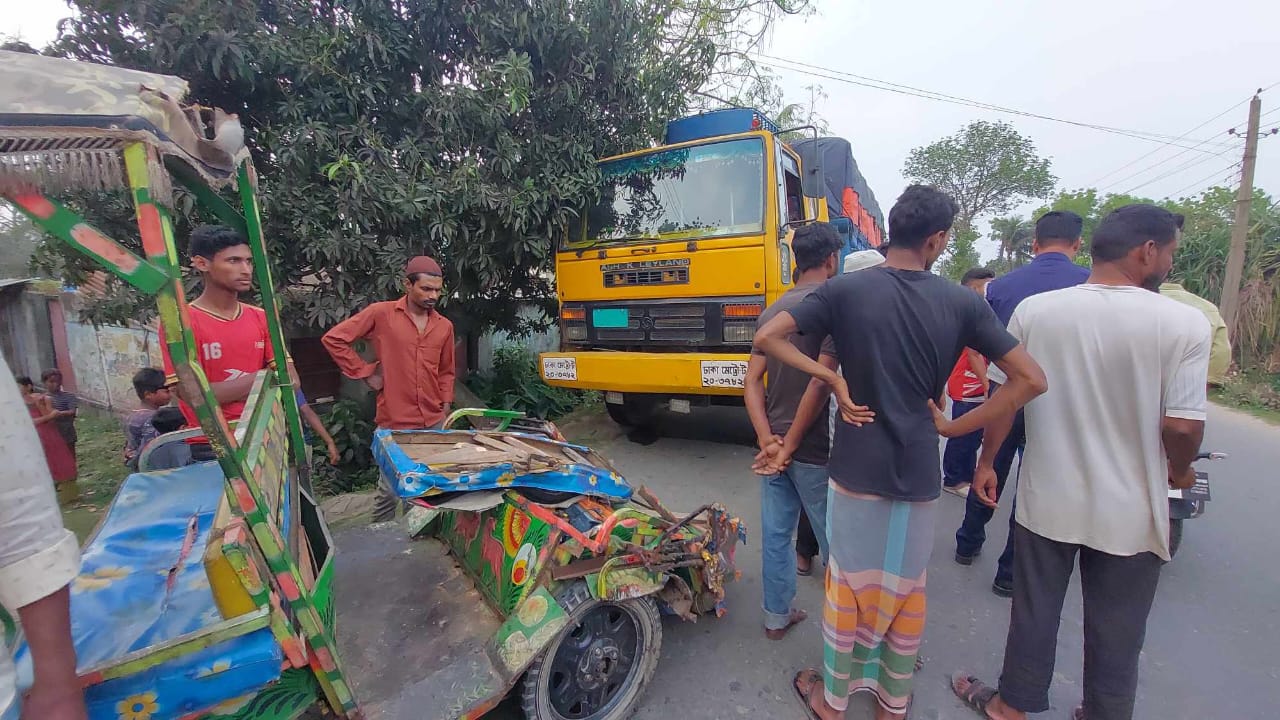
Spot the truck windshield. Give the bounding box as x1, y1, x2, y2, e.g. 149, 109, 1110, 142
569, 137, 765, 249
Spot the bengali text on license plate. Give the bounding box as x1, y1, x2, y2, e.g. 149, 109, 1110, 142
542, 357, 577, 381
700, 360, 748, 388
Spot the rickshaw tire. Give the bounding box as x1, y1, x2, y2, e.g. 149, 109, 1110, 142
519, 581, 662, 720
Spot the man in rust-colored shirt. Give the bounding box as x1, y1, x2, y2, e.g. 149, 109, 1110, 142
323, 255, 456, 520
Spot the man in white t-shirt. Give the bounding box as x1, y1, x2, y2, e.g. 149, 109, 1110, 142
940, 204, 1210, 720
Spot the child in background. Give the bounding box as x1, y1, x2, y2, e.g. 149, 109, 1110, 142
124, 368, 172, 470
141, 406, 193, 470
41, 369, 78, 484
18, 375, 78, 502
297, 389, 340, 465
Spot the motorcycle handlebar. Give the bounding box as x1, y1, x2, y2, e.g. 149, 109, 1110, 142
1195, 451, 1227, 461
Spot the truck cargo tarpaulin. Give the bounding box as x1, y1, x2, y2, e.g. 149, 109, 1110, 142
791, 136, 885, 248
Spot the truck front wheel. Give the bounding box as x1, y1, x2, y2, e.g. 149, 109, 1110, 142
605, 402, 632, 427
604, 396, 658, 428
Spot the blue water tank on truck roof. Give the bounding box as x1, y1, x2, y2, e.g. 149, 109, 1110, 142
665, 108, 781, 144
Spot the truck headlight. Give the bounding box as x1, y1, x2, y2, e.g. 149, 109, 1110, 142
723, 322, 755, 343
565, 325, 588, 341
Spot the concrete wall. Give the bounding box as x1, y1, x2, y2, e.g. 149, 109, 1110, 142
476, 304, 559, 374
63, 319, 161, 413
0, 287, 57, 382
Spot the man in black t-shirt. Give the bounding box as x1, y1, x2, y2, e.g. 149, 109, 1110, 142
756, 185, 1047, 720
745, 222, 841, 640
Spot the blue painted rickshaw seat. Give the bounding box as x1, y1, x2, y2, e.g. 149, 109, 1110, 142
15, 462, 283, 720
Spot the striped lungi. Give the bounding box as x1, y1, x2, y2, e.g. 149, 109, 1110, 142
822, 481, 937, 714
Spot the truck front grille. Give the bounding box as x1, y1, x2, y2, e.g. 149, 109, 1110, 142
566, 296, 762, 348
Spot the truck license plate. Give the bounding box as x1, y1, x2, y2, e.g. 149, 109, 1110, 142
542, 357, 577, 381
700, 360, 748, 388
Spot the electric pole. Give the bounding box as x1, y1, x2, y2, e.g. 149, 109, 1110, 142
1220, 92, 1262, 329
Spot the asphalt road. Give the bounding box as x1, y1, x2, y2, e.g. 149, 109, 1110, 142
356, 403, 1280, 720
539, 404, 1280, 720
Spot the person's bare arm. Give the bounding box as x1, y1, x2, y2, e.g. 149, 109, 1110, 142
743, 353, 776, 449
930, 346, 1046, 508
931, 346, 1046, 439
780, 353, 839, 458
754, 311, 873, 425
33, 395, 59, 424
1163, 416, 1204, 489
18, 586, 86, 720
300, 403, 340, 465
206, 375, 258, 405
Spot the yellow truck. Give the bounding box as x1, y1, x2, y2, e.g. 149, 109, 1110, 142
540, 109, 883, 426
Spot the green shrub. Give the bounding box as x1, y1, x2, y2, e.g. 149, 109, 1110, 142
467, 345, 594, 420
308, 397, 380, 496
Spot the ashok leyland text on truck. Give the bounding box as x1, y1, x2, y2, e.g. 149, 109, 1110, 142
540, 108, 884, 426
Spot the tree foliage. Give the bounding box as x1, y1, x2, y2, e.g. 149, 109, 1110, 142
987, 215, 1033, 271
903, 121, 1056, 231
936, 225, 982, 282
1023, 185, 1280, 372
36, 0, 808, 335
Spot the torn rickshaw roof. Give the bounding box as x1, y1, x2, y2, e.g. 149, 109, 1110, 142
0, 50, 249, 202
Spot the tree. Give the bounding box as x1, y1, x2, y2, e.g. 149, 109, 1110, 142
904, 121, 1055, 271
36, 0, 809, 335
936, 225, 982, 282
989, 215, 1033, 269
1031, 185, 1280, 372
904, 121, 1056, 228
1028, 188, 1161, 268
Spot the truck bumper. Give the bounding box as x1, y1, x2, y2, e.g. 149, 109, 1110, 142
539, 351, 748, 396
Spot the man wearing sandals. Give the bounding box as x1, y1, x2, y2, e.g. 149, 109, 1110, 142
745, 222, 841, 640
946, 205, 1210, 720
756, 185, 1046, 720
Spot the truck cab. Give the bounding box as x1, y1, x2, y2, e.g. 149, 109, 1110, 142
540, 109, 882, 427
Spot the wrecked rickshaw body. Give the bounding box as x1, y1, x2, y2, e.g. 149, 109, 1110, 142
343, 410, 743, 719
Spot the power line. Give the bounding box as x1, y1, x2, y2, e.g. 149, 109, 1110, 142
753, 53, 1236, 153
1120, 149, 1236, 195
1145, 160, 1241, 199
1088, 98, 1248, 186
1100, 133, 1241, 192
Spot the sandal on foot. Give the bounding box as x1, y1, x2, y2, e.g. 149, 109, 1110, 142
797, 555, 813, 576
950, 671, 999, 717
765, 608, 808, 640
1073, 706, 1084, 720
792, 668, 824, 720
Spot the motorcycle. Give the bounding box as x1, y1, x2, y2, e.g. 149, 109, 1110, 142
1167, 451, 1226, 558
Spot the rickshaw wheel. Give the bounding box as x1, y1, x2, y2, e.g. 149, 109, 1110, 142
520, 581, 661, 720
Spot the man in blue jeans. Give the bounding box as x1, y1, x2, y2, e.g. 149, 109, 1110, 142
955, 210, 1090, 597
745, 222, 840, 639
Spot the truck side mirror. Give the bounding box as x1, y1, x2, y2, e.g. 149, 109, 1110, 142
801, 165, 824, 199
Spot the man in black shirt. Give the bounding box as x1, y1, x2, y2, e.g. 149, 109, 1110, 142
756, 185, 1046, 720
745, 222, 841, 640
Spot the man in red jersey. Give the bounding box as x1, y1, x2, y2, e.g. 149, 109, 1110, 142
162, 225, 293, 461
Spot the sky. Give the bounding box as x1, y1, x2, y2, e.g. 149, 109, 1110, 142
761, 0, 1279, 254
5, 0, 1278, 259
